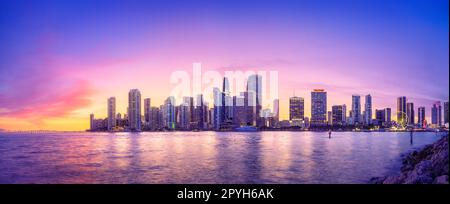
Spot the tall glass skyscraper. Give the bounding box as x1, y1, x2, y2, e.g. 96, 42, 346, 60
273, 99, 279, 123
289, 96, 304, 121
311, 89, 327, 126
144, 98, 151, 125
351, 95, 361, 125
247, 74, 262, 127
418, 106, 426, 128
196, 94, 206, 129
183, 96, 194, 127
406, 102, 414, 125
128, 89, 141, 131
431, 101, 442, 127
107, 97, 116, 131
213, 87, 223, 130
179, 103, 190, 130
364, 94, 372, 125
444, 101, 449, 125
163, 96, 176, 130
397, 96, 407, 124
90, 113, 95, 131
332, 105, 344, 125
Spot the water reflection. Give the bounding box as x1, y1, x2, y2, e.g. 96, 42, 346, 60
0, 131, 443, 184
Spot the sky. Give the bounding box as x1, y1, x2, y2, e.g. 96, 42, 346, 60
0, 0, 448, 131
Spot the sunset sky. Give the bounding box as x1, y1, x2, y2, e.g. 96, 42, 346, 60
0, 0, 448, 131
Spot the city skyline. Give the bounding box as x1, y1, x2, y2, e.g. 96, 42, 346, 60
89, 79, 448, 132
0, 0, 449, 131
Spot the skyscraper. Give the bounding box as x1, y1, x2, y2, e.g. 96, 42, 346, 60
375, 109, 385, 124
107, 97, 116, 131
273, 99, 279, 123
233, 94, 247, 127
183, 96, 194, 126
163, 96, 176, 130
244, 91, 254, 126
332, 105, 344, 125
247, 74, 262, 127
385, 108, 392, 125
351, 95, 361, 125
222, 77, 233, 124
289, 96, 304, 120
444, 101, 449, 125
431, 101, 442, 127
327, 111, 332, 125
311, 89, 327, 126
406, 102, 414, 125
128, 89, 141, 131
150, 107, 160, 130
397, 96, 407, 125
179, 103, 190, 130
213, 87, 223, 130
418, 106, 426, 128
144, 98, 151, 126
342, 104, 347, 125
90, 113, 94, 131
364, 94, 372, 125
196, 94, 205, 129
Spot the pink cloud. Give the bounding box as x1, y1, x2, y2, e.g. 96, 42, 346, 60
0, 33, 95, 122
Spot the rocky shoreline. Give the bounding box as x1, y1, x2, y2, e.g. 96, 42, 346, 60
370, 134, 449, 184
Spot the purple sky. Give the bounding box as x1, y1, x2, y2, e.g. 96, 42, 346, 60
0, 0, 448, 130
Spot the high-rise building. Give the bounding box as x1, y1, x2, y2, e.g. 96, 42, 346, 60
144, 98, 151, 125
222, 77, 233, 124
273, 99, 279, 123
364, 94, 372, 125
196, 94, 206, 129
444, 101, 449, 125
213, 87, 223, 130
244, 91, 255, 126
385, 108, 391, 126
289, 96, 304, 121
406, 102, 414, 126
327, 111, 332, 125
163, 96, 176, 130
90, 113, 94, 131
332, 105, 344, 125
107, 97, 116, 131
247, 74, 262, 127
431, 101, 442, 127
179, 103, 190, 130
342, 104, 347, 125
128, 89, 141, 131
351, 95, 361, 125
311, 89, 327, 126
183, 96, 195, 125
233, 95, 247, 127
397, 96, 407, 124
384, 108, 392, 126
203, 101, 209, 128
375, 109, 385, 123
418, 106, 426, 128
150, 107, 160, 130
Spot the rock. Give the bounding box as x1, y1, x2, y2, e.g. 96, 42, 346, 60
401, 164, 413, 172
414, 160, 433, 175
404, 174, 433, 184
433, 175, 448, 184
383, 175, 402, 184
369, 177, 385, 184
371, 135, 449, 184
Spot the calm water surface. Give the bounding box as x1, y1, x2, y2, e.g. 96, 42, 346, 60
0, 131, 443, 184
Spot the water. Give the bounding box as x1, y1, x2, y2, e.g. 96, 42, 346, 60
0, 131, 443, 184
